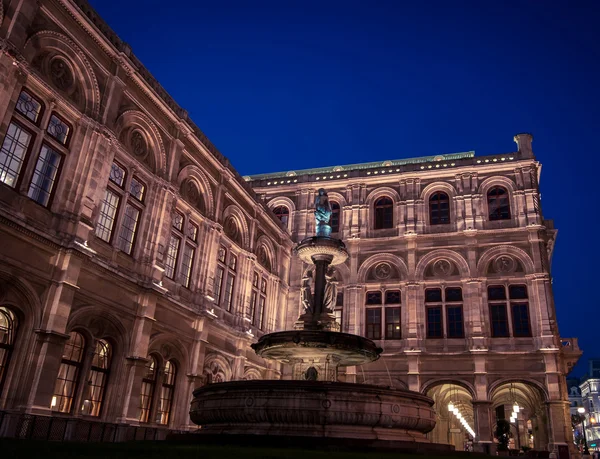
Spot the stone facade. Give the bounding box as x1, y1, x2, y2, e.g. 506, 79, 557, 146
249, 138, 581, 453
0, 0, 581, 454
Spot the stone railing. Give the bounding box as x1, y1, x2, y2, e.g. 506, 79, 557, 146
0, 411, 177, 442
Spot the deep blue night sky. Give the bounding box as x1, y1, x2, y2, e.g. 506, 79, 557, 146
88, 0, 599, 375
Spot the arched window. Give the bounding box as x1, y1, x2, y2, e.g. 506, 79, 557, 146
487, 186, 511, 221
330, 202, 340, 233
429, 192, 450, 225
83, 339, 111, 417
374, 197, 394, 229
156, 360, 176, 425
273, 206, 289, 227
53, 331, 85, 413
0, 307, 18, 395
139, 356, 158, 423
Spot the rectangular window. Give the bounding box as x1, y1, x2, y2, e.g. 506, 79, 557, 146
222, 275, 235, 312
511, 303, 531, 337
366, 308, 382, 340
214, 267, 225, 305
52, 362, 79, 414
117, 204, 140, 255
27, 144, 61, 207
0, 122, 32, 188
385, 307, 401, 339
172, 212, 183, 231
257, 296, 266, 329
385, 290, 401, 304
426, 306, 443, 338
334, 308, 343, 327
490, 304, 509, 337
366, 291, 382, 305
47, 114, 70, 145
218, 246, 226, 263
188, 222, 198, 242
139, 380, 154, 423
249, 290, 257, 322
86, 368, 107, 416
425, 288, 442, 302
129, 176, 145, 201
109, 162, 125, 187
164, 236, 180, 279
15, 90, 43, 123
180, 244, 195, 288
95, 189, 120, 242
446, 305, 464, 338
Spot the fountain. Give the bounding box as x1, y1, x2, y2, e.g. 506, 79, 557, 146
190, 189, 443, 450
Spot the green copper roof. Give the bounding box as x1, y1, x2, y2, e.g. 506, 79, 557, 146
244, 151, 475, 181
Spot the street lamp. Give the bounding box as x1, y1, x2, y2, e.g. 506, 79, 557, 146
578, 407, 590, 455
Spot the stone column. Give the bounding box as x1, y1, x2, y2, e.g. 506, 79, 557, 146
22, 250, 83, 414
473, 401, 495, 454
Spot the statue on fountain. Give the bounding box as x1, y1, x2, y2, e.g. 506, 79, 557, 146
314, 188, 332, 237
300, 270, 314, 314
323, 269, 337, 313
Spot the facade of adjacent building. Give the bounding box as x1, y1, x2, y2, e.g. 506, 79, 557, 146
0, 0, 582, 454
579, 361, 600, 451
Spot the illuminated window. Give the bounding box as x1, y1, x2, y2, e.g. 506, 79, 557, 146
52, 332, 85, 414
487, 187, 511, 221
429, 191, 450, 225
139, 356, 157, 423
82, 339, 111, 417
0, 122, 32, 188
0, 307, 18, 396
156, 360, 176, 425
374, 197, 393, 229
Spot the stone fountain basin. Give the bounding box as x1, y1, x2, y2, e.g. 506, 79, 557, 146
190, 380, 436, 442
251, 330, 382, 366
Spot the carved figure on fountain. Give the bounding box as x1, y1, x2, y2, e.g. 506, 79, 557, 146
300, 270, 314, 314
314, 188, 332, 237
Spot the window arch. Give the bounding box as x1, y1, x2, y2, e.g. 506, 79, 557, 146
487, 186, 511, 221
272, 206, 289, 227
429, 192, 450, 225
156, 360, 176, 425
374, 197, 394, 229
82, 339, 111, 417
330, 202, 340, 233
139, 355, 158, 423
0, 307, 18, 395
53, 331, 85, 413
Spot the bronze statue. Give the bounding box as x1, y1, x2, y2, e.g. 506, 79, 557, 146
314, 188, 332, 237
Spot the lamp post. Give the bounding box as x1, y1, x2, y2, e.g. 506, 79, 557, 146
578, 407, 590, 456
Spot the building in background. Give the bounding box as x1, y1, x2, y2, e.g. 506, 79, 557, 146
579, 361, 600, 451
0, 0, 581, 454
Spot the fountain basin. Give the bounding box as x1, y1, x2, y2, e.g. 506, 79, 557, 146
251, 330, 382, 367
190, 380, 436, 442
295, 236, 348, 265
